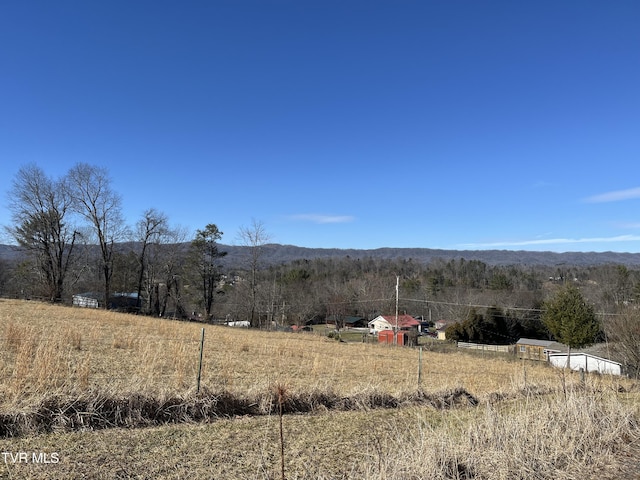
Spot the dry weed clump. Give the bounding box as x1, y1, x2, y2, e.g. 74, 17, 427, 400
0, 385, 481, 438
356, 388, 639, 480
0, 387, 638, 479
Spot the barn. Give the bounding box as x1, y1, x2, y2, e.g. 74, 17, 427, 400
548, 352, 623, 376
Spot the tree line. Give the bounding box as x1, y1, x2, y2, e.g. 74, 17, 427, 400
2, 163, 640, 373
2, 163, 230, 320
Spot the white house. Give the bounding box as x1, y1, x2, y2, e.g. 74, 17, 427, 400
368, 315, 420, 334
368, 316, 392, 334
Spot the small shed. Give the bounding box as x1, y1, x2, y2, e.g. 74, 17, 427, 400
72, 292, 101, 309
435, 320, 457, 340
516, 338, 565, 361
436, 327, 448, 341
378, 330, 407, 346
378, 330, 394, 344
548, 352, 623, 376
226, 320, 250, 328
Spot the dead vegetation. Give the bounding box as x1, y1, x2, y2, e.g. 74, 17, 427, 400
1, 299, 573, 409
1, 299, 639, 479
1, 388, 638, 479
0, 386, 482, 438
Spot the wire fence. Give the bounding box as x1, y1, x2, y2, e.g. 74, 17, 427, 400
0, 328, 529, 396
457, 341, 513, 353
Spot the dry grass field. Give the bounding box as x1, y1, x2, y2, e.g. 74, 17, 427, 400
1, 298, 639, 479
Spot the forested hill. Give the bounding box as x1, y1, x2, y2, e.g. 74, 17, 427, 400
217, 244, 640, 268
3, 242, 640, 268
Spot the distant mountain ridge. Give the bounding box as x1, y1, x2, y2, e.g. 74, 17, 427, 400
217, 244, 640, 268
2, 243, 640, 268
0, 244, 23, 262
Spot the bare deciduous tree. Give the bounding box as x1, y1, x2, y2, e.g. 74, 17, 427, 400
237, 219, 271, 328
67, 163, 127, 308
149, 226, 188, 317
604, 308, 640, 377
135, 208, 169, 312
7, 164, 78, 302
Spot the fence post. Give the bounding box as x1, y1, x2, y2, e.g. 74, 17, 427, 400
197, 328, 205, 393
418, 347, 423, 388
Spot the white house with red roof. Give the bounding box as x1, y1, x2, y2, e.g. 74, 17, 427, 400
368, 314, 420, 334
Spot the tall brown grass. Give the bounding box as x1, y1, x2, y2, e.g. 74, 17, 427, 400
354, 387, 639, 479
0, 293, 638, 480
1, 387, 636, 479
1, 299, 633, 400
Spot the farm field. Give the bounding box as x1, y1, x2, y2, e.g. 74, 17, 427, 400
1, 299, 639, 479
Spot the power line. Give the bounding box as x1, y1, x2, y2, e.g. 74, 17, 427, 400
399, 296, 622, 317
399, 297, 544, 313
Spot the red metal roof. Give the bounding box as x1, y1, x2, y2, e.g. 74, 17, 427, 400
381, 314, 420, 328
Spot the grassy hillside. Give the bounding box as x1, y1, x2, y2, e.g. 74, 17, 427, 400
1, 299, 639, 479
0, 299, 565, 406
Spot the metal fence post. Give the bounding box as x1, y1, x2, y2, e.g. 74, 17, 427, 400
418, 346, 423, 387
197, 328, 205, 393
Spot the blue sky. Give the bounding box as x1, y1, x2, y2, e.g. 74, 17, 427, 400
2, 1, 640, 252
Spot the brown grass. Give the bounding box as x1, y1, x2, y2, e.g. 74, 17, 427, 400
1, 299, 613, 407
0, 390, 638, 479
1, 299, 639, 479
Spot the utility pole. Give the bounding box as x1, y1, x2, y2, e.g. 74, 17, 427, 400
395, 275, 399, 344
281, 300, 286, 329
